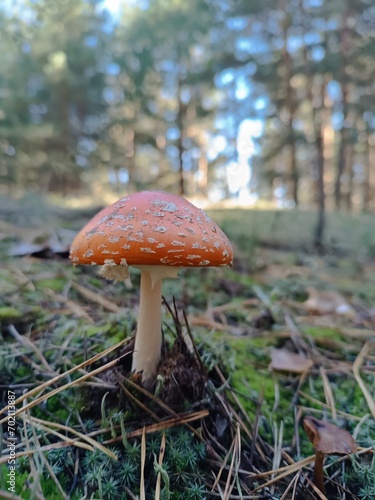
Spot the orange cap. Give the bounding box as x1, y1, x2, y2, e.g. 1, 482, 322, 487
70, 191, 233, 268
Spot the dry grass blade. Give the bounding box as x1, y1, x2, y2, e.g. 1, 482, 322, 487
0, 491, 25, 500
21, 397, 44, 500
0, 338, 130, 419
249, 455, 314, 483
124, 487, 138, 500
29, 416, 117, 460
279, 470, 300, 500
353, 414, 371, 440
54, 330, 76, 365
45, 288, 94, 323
325, 446, 374, 466
71, 281, 122, 313
188, 315, 243, 334
207, 298, 259, 314
104, 410, 209, 443
284, 313, 310, 354
251, 463, 314, 495
338, 327, 375, 339
7, 324, 56, 374
211, 434, 236, 494
27, 415, 69, 499
118, 379, 161, 422
140, 427, 146, 500
272, 421, 284, 480
9, 343, 46, 374
297, 393, 363, 421
250, 446, 373, 498
352, 341, 375, 419
0, 356, 126, 425
0, 440, 93, 466
154, 432, 166, 500
303, 475, 328, 499
319, 367, 337, 421
214, 367, 253, 440
223, 424, 242, 499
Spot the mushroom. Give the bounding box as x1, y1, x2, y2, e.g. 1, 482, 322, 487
303, 416, 357, 495
70, 191, 233, 386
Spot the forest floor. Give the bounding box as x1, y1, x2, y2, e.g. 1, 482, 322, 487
0, 194, 374, 500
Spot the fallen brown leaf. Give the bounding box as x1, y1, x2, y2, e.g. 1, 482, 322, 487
269, 348, 313, 373
303, 287, 354, 316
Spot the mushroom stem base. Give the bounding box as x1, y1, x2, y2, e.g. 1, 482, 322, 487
314, 451, 326, 495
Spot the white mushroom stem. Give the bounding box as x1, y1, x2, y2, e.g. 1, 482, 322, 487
131, 265, 179, 385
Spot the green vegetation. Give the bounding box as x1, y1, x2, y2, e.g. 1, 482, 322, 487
0, 201, 374, 498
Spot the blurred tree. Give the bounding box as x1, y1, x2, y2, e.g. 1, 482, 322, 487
116, 0, 217, 195
216, 0, 374, 235
219, 0, 306, 205
0, 0, 374, 214
334, 2, 351, 210
0, 0, 112, 195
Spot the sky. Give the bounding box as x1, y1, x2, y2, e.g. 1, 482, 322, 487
102, 0, 123, 15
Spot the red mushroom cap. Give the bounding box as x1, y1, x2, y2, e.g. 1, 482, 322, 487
70, 191, 233, 268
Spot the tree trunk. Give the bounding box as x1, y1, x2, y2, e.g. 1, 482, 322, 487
335, 89, 349, 209
370, 141, 375, 212
344, 142, 354, 210
281, 1, 298, 205
176, 77, 186, 196
299, 0, 327, 248
314, 76, 328, 253
290, 141, 298, 205
125, 128, 136, 192
362, 129, 371, 212
334, 5, 351, 209
197, 156, 208, 196
314, 123, 326, 251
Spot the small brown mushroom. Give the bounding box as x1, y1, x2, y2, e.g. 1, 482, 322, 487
303, 416, 357, 495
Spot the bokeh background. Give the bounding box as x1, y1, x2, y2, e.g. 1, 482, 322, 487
0, 0, 374, 247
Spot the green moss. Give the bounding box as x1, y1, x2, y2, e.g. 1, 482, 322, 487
87, 276, 106, 288
106, 320, 132, 344
229, 338, 272, 404
302, 325, 346, 342
208, 335, 275, 415
0, 467, 28, 496
84, 324, 108, 337
355, 282, 375, 302
35, 278, 66, 292
270, 277, 308, 302
14, 364, 33, 379
0, 306, 22, 319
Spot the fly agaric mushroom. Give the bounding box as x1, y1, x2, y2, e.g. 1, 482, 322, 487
70, 191, 233, 385
303, 416, 357, 495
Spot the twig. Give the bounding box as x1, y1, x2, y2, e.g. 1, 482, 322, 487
140, 427, 146, 500
352, 341, 375, 419
7, 324, 56, 374
71, 281, 122, 313
155, 432, 166, 500
319, 367, 337, 421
